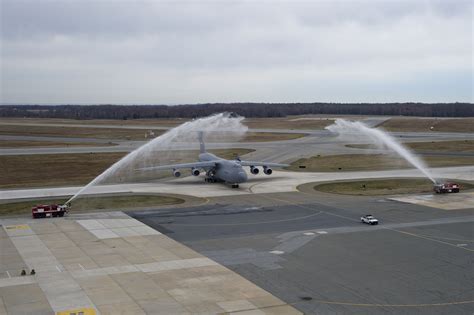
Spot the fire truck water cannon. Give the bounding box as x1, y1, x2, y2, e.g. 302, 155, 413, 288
32, 203, 70, 219
433, 182, 460, 194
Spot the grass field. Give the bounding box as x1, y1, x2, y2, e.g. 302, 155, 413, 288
381, 118, 474, 133
0, 194, 184, 216
0, 123, 306, 143
287, 154, 474, 172
0, 116, 334, 130
346, 140, 474, 153
0, 140, 117, 148
0, 148, 254, 189
243, 117, 334, 130
0, 118, 184, 127
0, 124, 158, 140
242, 132, 306, 142
313, 178, 474, 196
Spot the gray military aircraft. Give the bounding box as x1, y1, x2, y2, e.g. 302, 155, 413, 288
138, 132, 288, 188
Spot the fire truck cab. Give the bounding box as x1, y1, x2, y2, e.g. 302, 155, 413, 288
32, 204, 68, 219
433, 182, 460, 194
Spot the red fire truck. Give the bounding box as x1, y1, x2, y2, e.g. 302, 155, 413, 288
32, 204, 68, 218
433, 182, 460, 194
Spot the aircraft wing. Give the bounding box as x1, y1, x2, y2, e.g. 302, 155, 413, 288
137, 161, 217, 171
239, 161, 289, 168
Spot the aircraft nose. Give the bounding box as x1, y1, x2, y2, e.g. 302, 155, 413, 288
236, 171, 247, 183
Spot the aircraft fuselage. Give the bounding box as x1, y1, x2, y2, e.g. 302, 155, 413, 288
199, 152, 248, 184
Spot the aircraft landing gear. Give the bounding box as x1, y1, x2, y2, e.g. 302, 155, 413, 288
205, 170, 217, 183
231, 184, 239, 188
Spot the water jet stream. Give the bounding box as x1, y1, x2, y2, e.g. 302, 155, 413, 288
65, 113, 247, 205
326, 119, 436, 183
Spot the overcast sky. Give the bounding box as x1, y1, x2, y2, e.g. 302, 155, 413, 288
1, 0, 472, 104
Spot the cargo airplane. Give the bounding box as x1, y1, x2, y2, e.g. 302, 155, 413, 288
138, 132, 288, 188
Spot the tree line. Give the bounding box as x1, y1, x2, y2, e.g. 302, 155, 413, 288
0, 103, 472, 119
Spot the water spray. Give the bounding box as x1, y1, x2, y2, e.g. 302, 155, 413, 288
64, 113, 248, 206
326, 119, 437, 184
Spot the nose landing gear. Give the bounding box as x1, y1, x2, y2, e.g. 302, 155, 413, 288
231, 184, 239, 188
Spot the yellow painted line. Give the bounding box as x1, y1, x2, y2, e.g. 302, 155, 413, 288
4, 224, 29, 230
56, 307, 96, 315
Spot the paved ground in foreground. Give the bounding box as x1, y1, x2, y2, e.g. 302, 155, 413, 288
0, 212, 300, 315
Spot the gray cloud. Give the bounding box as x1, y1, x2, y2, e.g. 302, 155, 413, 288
1, 0, 472, 104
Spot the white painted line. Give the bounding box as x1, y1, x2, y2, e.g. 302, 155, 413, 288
56, 265, 62, 272
78, 263, 85, 271
5, 271, 11, 278
303, 232, 315, 236
457, 244, 468, 247
269, 250, 285, 255
317, 231, 328, 234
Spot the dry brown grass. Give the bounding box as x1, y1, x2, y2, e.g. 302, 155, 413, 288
288, 154, 474, 172
0, 194, 184, 216
0, 116, 334, 130
242, 132, 306, 142
0, 140, 117, 148
0, 148, 254, 189
313, 179, 474, 196
0, 124, 162, 140
1, 152, 127, 189
0, 123, 307, 143
0, 117, 184, 127
406, 140, 474, 152
381, 118, 474, 133
243, 116, 334, 130
346, 140, 474, 153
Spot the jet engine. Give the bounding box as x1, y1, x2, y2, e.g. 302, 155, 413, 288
173, 169, 181, 177
191, 168, 200, 176
263, 166, 273, 175
250, 166, 259, 175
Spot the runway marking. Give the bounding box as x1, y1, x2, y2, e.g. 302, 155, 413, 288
416, 234, 474, 243
456, 244, 467, 247
56, 308, 96, 315
4, 224, 29, 230
5, 271, 11, 278
303, 232, 315, 236
317, 231, 327, 234
386, 228, 474, 252
269, 250, 285, 255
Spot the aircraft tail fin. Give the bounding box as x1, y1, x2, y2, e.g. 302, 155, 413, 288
198, 131, 205, 153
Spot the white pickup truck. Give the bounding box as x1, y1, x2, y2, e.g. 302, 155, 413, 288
361, 215, 378, 225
